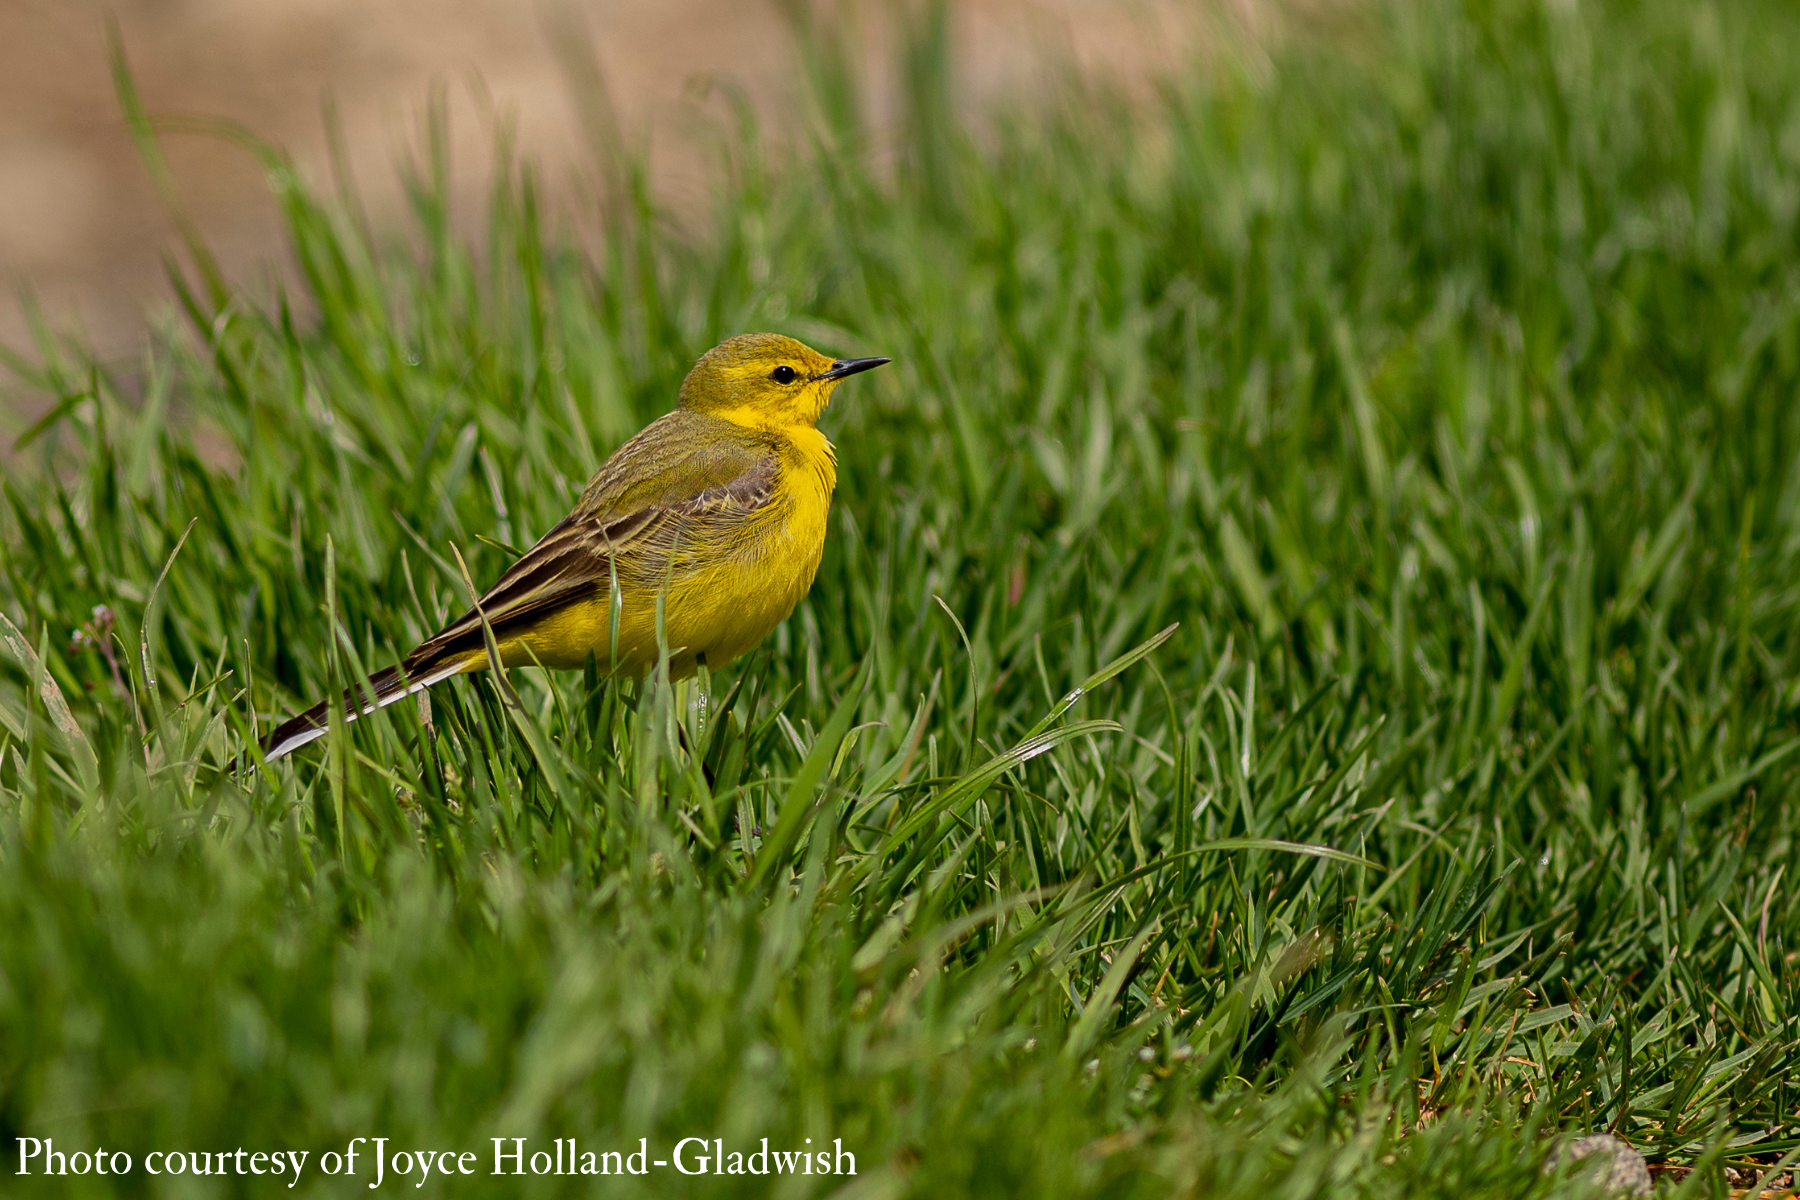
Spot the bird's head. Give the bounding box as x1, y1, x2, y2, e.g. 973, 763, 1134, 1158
678, 333, 889, 427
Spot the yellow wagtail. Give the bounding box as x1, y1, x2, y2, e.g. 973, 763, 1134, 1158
262, 333, 888, 760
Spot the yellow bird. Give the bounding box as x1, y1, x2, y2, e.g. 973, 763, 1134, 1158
263, 333, 888, 761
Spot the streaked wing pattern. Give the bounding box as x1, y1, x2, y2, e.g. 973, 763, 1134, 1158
261, 418, 784, 762
409, 441, 781, 666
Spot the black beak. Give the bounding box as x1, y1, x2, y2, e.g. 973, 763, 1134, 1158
818, 356, 891, 381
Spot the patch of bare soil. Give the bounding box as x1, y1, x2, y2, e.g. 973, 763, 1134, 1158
0, 0, 1222, 374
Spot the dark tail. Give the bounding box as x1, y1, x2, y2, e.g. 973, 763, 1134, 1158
261, 657, 466, 762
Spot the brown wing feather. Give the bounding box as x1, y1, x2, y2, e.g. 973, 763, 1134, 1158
405, 430, 781, 671
260, 415, 782, 761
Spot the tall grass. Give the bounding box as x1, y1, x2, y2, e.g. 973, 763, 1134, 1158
2, 0, 1799, 1194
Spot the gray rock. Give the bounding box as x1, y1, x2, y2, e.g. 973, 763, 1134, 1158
1546, 1134, 1653, 1197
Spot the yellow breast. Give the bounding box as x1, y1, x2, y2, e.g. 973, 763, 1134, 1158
675, 424, 834, 664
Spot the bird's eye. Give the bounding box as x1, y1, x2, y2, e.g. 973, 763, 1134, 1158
771, 365, 799, 384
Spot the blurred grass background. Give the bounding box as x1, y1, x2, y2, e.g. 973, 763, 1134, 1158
3, 0, 1800, 1195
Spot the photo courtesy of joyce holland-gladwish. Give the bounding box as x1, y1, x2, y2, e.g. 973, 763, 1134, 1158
15, 1135, 860, 1187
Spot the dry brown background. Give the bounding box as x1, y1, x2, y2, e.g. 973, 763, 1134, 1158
0, 0, 1239, 366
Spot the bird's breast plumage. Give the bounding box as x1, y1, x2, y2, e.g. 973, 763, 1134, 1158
675, 425, 835, 665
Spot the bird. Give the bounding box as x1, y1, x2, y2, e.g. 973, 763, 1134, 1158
261, 332, 889, 761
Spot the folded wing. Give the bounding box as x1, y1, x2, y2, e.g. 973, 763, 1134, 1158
261, 417, 780, 761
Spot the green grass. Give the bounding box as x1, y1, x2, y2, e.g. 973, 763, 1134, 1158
3, 0, 1800, 1194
